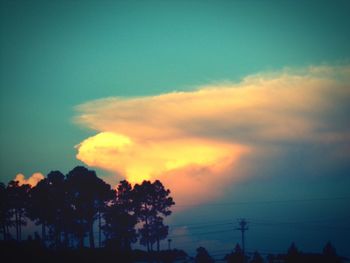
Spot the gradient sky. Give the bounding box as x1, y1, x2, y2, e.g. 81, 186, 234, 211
1, 0, 350, 258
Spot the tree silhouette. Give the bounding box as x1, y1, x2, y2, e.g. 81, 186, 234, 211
152, 216, 169, 252
28, 171, 69, 247
6, 180, 31, 241
66, 166, 113, 248
133, 180, 174, 252
0, 166, 180, 257
250, 251, 264, 263
286, 242, 300, 263
195, 247, 214, 263
139, 215, 168, 252
47, 171, 69, 247
103, 180, 137, 251
138, 216, 169, 252
322, 241, 342, 263
0, 182, 13, 240
225, 243, 244, 263
323, 241, 336, 257
27, 176, 50, 243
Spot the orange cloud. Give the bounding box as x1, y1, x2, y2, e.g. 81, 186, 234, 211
75, 65, 350, 205
14, 173, 44, 187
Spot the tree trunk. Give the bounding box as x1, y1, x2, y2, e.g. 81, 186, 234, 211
15, 210, 19, 241
156, 238, 160, 263
2, 224, 6, 240
145, 213, 150, 252
79, 234, 84, 248
5, 224, 10, 240
89, 220, 95, 248
123, 238, 130, 251
64, 231, 69, 248
56, 227, 61, 248
19, 219, 21, 241
42, 223, 46, 243
18, 211, 22, 241
98, 211, 101, 248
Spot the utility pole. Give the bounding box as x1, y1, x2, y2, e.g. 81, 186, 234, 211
236, 219, 248, 262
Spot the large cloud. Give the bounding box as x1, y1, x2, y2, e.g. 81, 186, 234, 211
75, 65, 350, 204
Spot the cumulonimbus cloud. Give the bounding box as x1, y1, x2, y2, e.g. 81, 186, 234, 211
14, 173, 44, 187
74, 65, 350, 205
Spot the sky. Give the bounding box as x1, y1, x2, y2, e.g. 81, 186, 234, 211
1, 0, 350, 258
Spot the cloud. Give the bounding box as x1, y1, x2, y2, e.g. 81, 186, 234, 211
14, 172, 44, 187
74, 65, 350, 205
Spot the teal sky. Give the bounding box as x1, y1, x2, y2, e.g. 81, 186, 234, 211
1, 0, 350, 256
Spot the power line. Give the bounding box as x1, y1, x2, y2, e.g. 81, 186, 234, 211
169, 221, 232, 229
169, 228, 237, 238
167, 215, 349, 230
173, 196, 350, 207
250, 216, 350, 224
166, 217, 350, 242
248, 218, 350, 230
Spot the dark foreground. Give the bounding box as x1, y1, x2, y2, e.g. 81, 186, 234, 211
1, 240, 348, 263
0, 240, 187, 263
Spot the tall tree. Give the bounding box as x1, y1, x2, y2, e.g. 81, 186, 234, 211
0, 182, 13, 240
323, 241, 336, 257
250, 251, 264, 263
195, 247, 214, 263
66, 166, 113, 248
286, 242, 300, 263
103, 180, 137, 251
133, 180, 174, 252
47, 171, 68, 247
226, 243, 244, 263
6, 180, 31, 241
323, 242, 341, 263
27, 177, 50, 243
139, 216, 168, 252
27, 171, 68, 248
